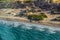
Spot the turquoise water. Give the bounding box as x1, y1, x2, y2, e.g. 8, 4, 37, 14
0, 20, 60, 40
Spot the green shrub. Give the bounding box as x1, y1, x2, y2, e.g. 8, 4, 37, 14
25, 0, 31, 3
40, 13, 47, 18
28, 15, 44, 21
42, 15, 47, 18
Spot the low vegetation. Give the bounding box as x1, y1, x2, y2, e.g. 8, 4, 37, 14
25, 0, 31, 3
28, 15, 43, 21
40, 13, 47, 18
27, 14, 47, 21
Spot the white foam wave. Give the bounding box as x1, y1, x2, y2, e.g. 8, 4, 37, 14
0, 20, 60, 34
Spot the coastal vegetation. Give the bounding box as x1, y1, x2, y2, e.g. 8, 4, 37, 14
40, 13, 47, 18
25, 0, 31, 3
27, 14, 47, 22
28, 15, 43, 21
16, 11, 47, 21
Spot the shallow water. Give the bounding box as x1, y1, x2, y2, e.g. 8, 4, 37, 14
0, 20, 60, 40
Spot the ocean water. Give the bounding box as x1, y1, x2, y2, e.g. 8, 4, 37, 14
0, 20, 60, 40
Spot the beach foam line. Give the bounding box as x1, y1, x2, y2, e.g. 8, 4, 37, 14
0, 19, 60, 34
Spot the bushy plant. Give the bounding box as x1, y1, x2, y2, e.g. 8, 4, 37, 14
28, 15, 44, 21
40, 13, 47, 18
25, 0, 31, 3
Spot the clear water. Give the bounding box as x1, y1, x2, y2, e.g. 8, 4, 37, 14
0, 20, 60, 40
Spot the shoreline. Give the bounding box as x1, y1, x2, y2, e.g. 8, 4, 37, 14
0, 16, 60, 28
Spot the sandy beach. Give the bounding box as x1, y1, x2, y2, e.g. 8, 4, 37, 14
0, 16, 60, 28
0, 9, 60, 27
